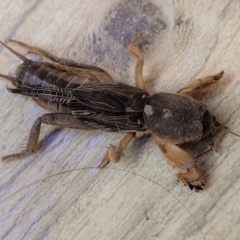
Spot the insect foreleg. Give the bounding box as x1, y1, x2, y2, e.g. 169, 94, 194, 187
2, 113, 95, 161
154, 136, 206, 191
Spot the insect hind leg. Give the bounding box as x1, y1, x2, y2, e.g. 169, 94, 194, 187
9, 39, 113, 83
2, 113, 95, 161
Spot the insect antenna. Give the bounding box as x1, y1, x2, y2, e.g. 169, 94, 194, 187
213, 116, 240, 138
220, 126, 240, 138
195, 148, 212, 159
0, 41, 27, 61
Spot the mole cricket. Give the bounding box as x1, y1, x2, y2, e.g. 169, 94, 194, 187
0, 33, 237, 191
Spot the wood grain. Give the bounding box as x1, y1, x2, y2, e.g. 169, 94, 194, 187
0, 1, 240, 239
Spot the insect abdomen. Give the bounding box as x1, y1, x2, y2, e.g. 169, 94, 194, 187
17, 60, 92, 88
16, 60, 93, 112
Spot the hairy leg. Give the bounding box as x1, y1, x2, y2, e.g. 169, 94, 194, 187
2, 113, 95, 161
9, 39, 113, 83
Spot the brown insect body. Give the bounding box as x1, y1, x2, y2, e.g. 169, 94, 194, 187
0, 36, 228, 191
11, 61, 214, 137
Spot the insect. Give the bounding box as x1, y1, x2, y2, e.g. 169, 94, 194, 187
0, 33, 236, 191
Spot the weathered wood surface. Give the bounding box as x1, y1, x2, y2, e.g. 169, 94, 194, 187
0, 1, 240, 239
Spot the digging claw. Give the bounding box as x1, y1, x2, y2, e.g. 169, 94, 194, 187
98, 152, 110, 168
188, 183, 204, 192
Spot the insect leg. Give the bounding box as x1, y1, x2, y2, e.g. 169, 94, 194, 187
177, 71, 224, 97
154, 136, 206, 191
2, 113, 95, 161
98, 132, 135, 167
128, 32, 145, 90
9, 39, 113, 83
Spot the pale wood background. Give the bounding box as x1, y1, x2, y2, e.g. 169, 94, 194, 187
0, 1, 240, 240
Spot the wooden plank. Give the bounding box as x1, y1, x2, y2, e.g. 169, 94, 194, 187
0, 0, 240, 239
